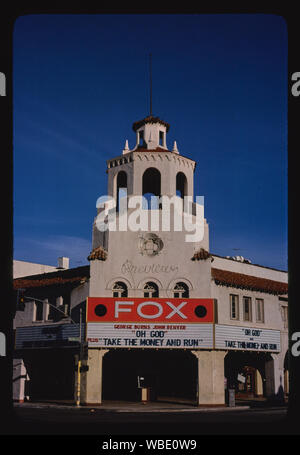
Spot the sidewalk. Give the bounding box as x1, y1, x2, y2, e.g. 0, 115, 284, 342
14, 395, 289, 413
14, 399, 251, 413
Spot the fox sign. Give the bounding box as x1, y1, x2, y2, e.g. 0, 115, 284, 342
86, 298, 215, 349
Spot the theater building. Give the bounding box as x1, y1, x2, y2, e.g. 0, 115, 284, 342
13, 114, 288, 406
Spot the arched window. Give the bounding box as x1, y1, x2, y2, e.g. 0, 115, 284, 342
143, 282, 159, 298
176, 172, 188, 199
112, 281, 128, 298
116, 171, 127, 212
173, 282, 189, 298
142, 167, 161, 209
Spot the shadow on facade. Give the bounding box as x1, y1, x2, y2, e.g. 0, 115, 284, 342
102, 349, 197, 404
22, 349, 75, 402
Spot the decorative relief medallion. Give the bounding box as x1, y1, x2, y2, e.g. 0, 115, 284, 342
138, 233, 164, 257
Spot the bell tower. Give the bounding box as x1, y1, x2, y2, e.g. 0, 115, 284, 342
105, 114, 195, 204
90, 112, 211, 301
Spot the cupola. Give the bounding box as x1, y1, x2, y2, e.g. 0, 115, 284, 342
131, 115, 170, 151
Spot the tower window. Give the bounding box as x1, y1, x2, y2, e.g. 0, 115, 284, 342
159, 131, 164, 146
176, 172, 188, 199
139, 130, 145, 146
142, 167, 161, 209
116, 171, 127, 212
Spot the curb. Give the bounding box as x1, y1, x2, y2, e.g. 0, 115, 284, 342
14, 402, 251, 413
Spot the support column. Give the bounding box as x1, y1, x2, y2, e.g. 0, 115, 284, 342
273, 354, 284, 396
13, 358, 29, 403
81, 349, 109, 406
267, 354, 284, 398
192, 350, 226, 406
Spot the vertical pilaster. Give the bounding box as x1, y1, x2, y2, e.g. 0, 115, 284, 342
192, 350, 226, 406
81, 348, 109, 406
13, 358, 26, 403
269, 354, 284, 397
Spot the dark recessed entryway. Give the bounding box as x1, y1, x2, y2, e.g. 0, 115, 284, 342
23, 349, 75, 402
224, 350, 273, 398
102, 349, 197, 404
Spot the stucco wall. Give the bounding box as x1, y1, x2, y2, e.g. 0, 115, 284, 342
13, 260, 58, 279
89, 211, 211, 299
211, 255, 287, 283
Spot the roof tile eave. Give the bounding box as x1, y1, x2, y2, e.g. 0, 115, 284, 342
13, 275, 89, 290
211, 267, 288, 295
132, 116, 170, 132
87, 245, 108, 261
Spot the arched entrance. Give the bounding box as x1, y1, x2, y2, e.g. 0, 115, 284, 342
224, 351, 273, 398
102, 349, 197, 404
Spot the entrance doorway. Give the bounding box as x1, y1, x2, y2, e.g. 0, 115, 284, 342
102, 349, 197, 404
224, 351, 270, 398
237, 366, 256, 397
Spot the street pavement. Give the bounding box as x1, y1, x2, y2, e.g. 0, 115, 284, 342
3, 399, 298, 436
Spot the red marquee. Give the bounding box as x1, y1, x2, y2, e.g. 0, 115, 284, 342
87, 297, 215, 323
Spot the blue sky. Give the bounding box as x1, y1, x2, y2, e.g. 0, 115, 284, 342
13, 14, 287, 270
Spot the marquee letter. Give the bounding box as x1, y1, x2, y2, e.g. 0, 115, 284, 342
165, 301, 188, 319
137, 302, 163, 319
114, 301, 134, 318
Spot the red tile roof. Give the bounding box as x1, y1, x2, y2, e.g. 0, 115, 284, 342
13, 265, 89, 290
87, 246, 107, 261
211, 268, 288, 295
132, 115, 170, 132
191, 248, 212, 261
134, 146, 170, 153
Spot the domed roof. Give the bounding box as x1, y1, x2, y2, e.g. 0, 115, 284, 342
132, 115, 170, 132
